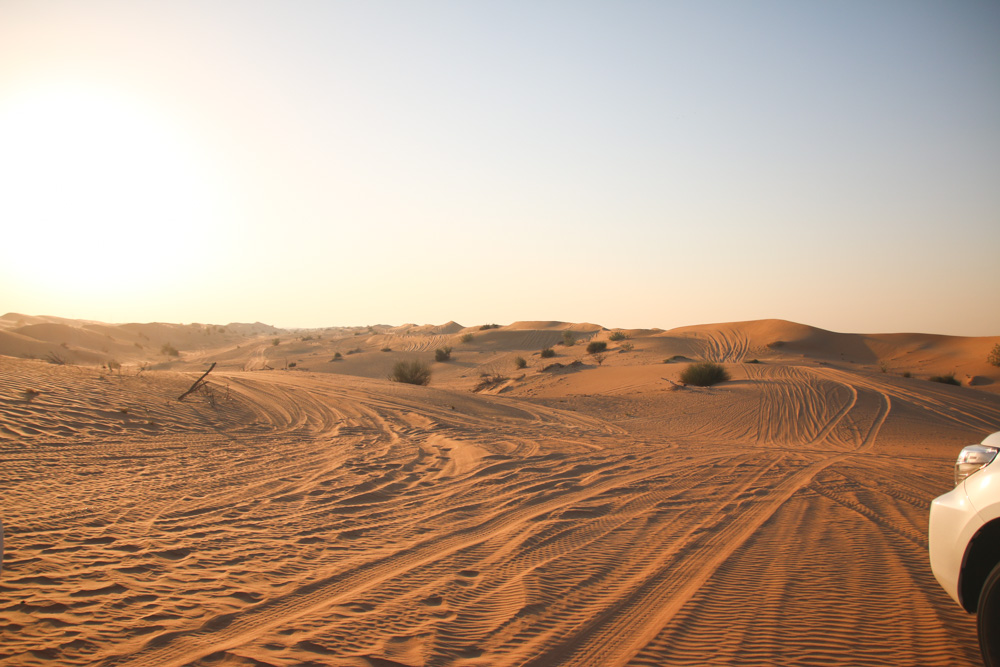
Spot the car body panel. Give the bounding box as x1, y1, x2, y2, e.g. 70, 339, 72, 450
930, 480, 985, 607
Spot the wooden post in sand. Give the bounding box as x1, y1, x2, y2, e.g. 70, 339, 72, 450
177, 362, 217, 402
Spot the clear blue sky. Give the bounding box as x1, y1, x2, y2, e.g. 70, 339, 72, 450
2, 1, 998, 335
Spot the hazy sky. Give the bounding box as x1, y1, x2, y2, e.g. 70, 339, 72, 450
2, 1, 998, 335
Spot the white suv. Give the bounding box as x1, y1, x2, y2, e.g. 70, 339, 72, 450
930, 431, 1000, 666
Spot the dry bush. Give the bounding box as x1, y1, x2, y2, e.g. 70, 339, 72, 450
435, 346, 453, 362
540, 348, 556, 358
389, 360, 431, 386
608, 331, 628, 341
929, 373, 960, 386
680, 362, 730, 386
586, 341, 607, 354
514, 356, 527, 369
989, 344, 1000, 367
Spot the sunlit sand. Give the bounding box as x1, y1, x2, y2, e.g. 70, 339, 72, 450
2, 314, 998, 665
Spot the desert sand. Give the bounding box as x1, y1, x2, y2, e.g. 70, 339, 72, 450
1, 314, 999, 666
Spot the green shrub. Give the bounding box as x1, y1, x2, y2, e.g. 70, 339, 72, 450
514, 356, 527, 369
540, 348, 556, 358
460, 333, 474, 343
608, 331, 627, 341
586, 341, 607, 354
435, 346, 453, 362
389, 360, 431, 385
680, 362, 730, 386
989, 344, 1000, 367
929, 373, 960, 386
561, 331, 576, 346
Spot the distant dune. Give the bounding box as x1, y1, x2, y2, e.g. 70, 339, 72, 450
1, 313, 998, 665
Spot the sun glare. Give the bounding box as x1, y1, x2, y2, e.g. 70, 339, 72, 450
0, 82, 220, 298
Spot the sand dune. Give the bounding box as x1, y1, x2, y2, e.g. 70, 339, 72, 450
1, 315, 998, 665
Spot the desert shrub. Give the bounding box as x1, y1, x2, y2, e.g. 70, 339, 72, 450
272, 338, 280, 346
609, 331, 627, 341
514, 356, 527, 369
680, 362, 730, 386
288, 362, 297, 368
561, 331, 576, 346
435, 346, 453, 362
746, 358, 760, 364
540, 348, 556, 358
161, 343, 179, 357
591, 352, 608, 365
474, 370, 508, 392
586, 341, 608, 354
331, 352, 343, 361
902, 371, 911, 378
480, 323, 500, 330
929, 373, 960, 386
389, 360, 431, 386
989, 344, 1000, 367
45, 351, 67, 365
346, 348, 362, 355
620, 342, 634, 352
460, 333, 474, 343
381, 346, 392, 352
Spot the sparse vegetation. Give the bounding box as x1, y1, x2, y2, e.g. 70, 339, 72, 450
609, 331, 628, 341
902, 371, 912, 378
591, 352, 608, 366
586, 341, 607, 354
514, 356, 527, 369
380, 346, 392, 352
929, 373, 960, 386
561, 331, 576, 346
480, 323, 500, 330
435, 346, 453, 362
45, 351, 67, 365
332, 352, 343, 361
989, 344, 1000, 367
460, 333, 474, 343
389, 360, 431, 386
680, 362, 731, 387
272, 338, 280, 346
288, 361, 297, 368
346, 348, 363, 355
474, 370, 508, 392
161, 343, 179, 357
540, 348, 556, 358
745, 359, 761, 364
620, 342, 634, 352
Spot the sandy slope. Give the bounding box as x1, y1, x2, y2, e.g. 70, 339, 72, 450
1, 317, 999, 666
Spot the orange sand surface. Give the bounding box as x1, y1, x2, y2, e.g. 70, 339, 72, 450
2, 315, 999, 665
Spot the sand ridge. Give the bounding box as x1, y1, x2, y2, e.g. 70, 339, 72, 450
1, 316, 998, 665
